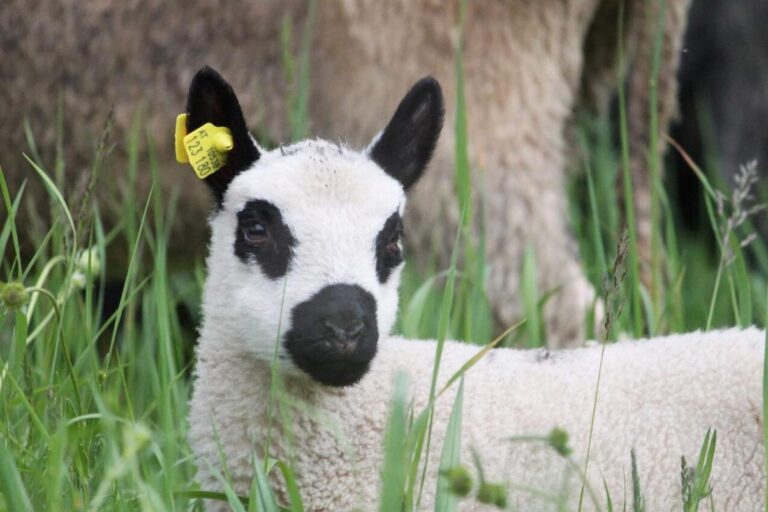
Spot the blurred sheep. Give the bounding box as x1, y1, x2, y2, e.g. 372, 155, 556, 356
0, 0, 691, 346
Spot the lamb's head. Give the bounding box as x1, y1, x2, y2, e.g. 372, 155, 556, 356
188, 67, 444, 387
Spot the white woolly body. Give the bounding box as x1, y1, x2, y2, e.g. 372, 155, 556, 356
189, 139, 765, 511
190, 328, 765, 511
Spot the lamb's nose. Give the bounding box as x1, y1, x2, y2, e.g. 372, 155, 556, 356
324, 318, 365, 350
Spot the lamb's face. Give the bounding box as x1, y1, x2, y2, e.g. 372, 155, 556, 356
187, 67, 443, 386
206, 143, 406, 385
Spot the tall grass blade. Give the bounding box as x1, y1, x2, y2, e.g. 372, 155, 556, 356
435, 378, 465, 512
23, 155, 77, 245
0, 441, 33, 512
646, 0, 668, 323
249, 455, 280, 512
453, 0, 472, 227
0, 167, 25, 278
630, 449, 644, 512
615, 2, 643, 335
277, 460, 305, 512
603, 477, 614, 512
521, 244, 543, 347
380, 374, 409, 512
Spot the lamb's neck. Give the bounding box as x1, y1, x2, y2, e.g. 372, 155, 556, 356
195, 326, 328, 405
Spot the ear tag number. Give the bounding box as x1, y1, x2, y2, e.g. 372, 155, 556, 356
174, 114, 234, 179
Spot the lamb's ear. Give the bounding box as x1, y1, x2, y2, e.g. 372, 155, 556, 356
368, 77, 445, 191
186, 66, 260, 205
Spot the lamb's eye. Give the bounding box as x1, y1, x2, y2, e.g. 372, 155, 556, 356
385, 232, 403, 267
387, 233, 402, 256
242, 222, 267, 244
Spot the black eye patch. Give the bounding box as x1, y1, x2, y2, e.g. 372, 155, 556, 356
234, 200, 297, 279
375, 211, 405, 283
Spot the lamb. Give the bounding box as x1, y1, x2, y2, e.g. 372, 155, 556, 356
186, 67, 765, 511
1, 0, 693, 347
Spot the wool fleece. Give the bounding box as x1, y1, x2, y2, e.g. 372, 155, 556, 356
190, 328, 765, 511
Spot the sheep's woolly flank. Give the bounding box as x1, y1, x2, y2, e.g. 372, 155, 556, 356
190, 328, 765, 511
1, 0, 691, 347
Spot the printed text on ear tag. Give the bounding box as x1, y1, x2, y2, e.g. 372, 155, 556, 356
174, 114, 234, 179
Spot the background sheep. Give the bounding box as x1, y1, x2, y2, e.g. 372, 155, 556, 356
0, 0, 692, 347
672, 0, 768, 237
186, 68, 765, 511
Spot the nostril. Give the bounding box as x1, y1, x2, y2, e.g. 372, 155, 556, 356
323, 318, 365, 343
344, 319, 365, 339
323, 320, 345, 340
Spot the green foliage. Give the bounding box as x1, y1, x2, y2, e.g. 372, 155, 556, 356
0, 438, 33, 512
435, 380, 466, 510
631, 449, 645, 512
280, 0, 317, 142
681, 429, 717, 512
379, 374, 409, 512
521, 244, 544, 347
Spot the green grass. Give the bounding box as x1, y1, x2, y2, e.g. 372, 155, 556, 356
2, 1, 767, 510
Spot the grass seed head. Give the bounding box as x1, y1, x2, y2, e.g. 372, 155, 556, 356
548, 427, 572, 457
477, 482, 507, 508
0, 282, 29, 309
76, 247, 101, 277
444, 465, 473, 497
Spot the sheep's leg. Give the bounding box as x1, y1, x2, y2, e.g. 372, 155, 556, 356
625, 0, 692, 303
482, 157, 602, 348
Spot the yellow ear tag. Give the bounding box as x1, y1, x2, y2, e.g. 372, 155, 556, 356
174, 114, 234, 179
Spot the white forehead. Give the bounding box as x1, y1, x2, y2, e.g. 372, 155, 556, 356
224, 140, 405, 221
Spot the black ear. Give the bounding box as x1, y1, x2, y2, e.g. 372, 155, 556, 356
369, 77, 445, 191
186, 66, 260, 206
